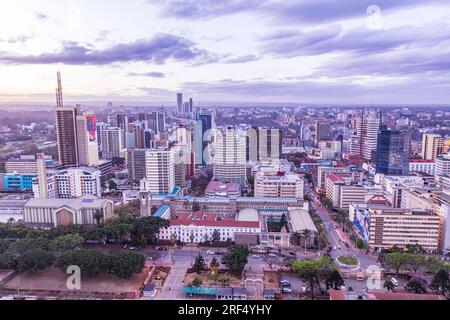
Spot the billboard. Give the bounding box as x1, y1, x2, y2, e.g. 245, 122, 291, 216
86, 114, 97, 143
353, 208, 370, 243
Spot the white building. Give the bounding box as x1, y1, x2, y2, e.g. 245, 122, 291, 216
100, 127, 124, 159
422, 133, 444, 161
409, 159, 436, 175
142, 148, 175, 194
33, 167, 101, 199
435, 153, 450, 178
213, 128, 247, 185
254, 170, 304, 199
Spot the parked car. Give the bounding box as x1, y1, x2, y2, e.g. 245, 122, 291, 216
280, 280, 290, 287
282, 287, 293, 293
390, 278, 399, 287
206, 250, 215, 255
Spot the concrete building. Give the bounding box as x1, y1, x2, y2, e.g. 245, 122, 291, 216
358, 116, 381, 161
205, 181, 241, 197
349, 203, 440, 252
422, 133, 444, 160
325, 173, 365, 211
23, 195, 114, 227
213, 128, 246, 185
435, 153, 450, 178
254, 170, 304, 199
56, 106, 79, 166
76, 111, 99, 166
246, 127, 282, 162
142, 148, 175, 194
127, 149, 146, 181
100, 127, 124, 159
409, 159, 436, 175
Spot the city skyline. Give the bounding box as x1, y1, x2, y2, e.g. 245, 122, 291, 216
1, 0, 450, 105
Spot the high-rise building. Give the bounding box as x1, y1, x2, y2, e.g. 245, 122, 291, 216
213, 128, 247, 185
422, 133, 444, 160
315, 121, 332, 146
246, 127, 282, 162
435, 153, 450, 178
177, 93, 183, 115
76, 111, 99, 166
357, 113, 381, 160
194, 112, 214, 167
127, 149, 146, 181
376, 125, 410, 176
189, 98, 193, 114
56, 106, 79, 166
142, 148, 175, 194
148, 111, 166, 134
36, 153, 48, 199
100, 127, 124, 159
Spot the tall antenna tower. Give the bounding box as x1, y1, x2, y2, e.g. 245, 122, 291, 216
56, 71, 63, 108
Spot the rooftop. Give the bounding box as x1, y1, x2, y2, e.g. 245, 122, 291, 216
289, 209, 318, 233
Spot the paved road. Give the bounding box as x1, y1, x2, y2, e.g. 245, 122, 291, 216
245, 256, 265, 300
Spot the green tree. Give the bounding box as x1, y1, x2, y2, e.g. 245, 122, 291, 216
223, 245, 250, 275
406, 254, 426, 273
94, 209, 104, 225
0, 239, 10, 254
290, 232, 302, 246
130, 216, 170, 246
16, 248, 54, 273
192, 277, 203, 287
383, 279, 396, 292
291, 258, 322, 300
430, 269, 449, 297
405, 244, 425, 255
192, 201, 201, 212
52, 234, 84, 252
212, 230, 221, 243
9, 237, 49, 254
108, 179, 118, 190
323, 269, 345, 290
56, 249, 106, 277
193, 254, 205, 274
405, 277, 427, 294
385, 252, 408, 274
0, 252, 16, 269
108, 251, 145, 279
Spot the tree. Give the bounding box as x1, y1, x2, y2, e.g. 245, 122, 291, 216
290, 232, 302, 246
302, 228, 312, 251
192, 201, 201, 212
108, 251, 145, 279
193, 254, 205, 274
210, 257, 219, 269
130, 216, 170, 246
212, 230, 221, 243
94, 209, 104, 225
385, 252, 407, 274
383, 279, 396, 292
406, 244, 425, 255
52, 234, 84, 252
192, 277, 203, 287
323, 269, 344, 290
430, 269, 449, 297
0, 239, 10, 254
16, 248, 54, 273
9, 237, 49, 254
223, 245, 250, 275
56, 249, 106, 277
291, 259, 322, 300
406, 254, 426, 273
108, 179, 118, 190
356, 238, 367, 250
405, 277, 427, 294
0, 252, 16, 269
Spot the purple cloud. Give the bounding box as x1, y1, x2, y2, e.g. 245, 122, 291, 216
34, 11, 48, 21
0, 33, 217, 65
224, 54, 260, 63
128, 71, 166, 78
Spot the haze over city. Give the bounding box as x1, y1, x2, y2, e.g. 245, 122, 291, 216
1, 0, 450, 105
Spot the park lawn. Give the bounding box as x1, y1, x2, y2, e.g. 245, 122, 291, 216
184, 271, 241, 287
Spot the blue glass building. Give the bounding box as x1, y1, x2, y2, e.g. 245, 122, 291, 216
376, 124, 410, 176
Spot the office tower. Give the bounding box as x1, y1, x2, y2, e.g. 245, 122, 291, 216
125, 132, 136, 149
144, 130, 154, 149
100, 127, 124, 158
177, 93, 183, 114
138, 112, 148, 122
106, 101, 113, 114
435, 153, 450, 178
116, 113, 128, 131
213, 128, 247, 185
315, 121, 332, 145
36, 153, 48, 199
175, 124, 192, 148
127, 149, 146, 181
183, 102, 190, 114
246, 127, 282, 162
194, 112, 214, 167
421, 133, 444, 160
56, 106, 79, 167
189, 98, 193, 114
148, 111, 166, 134
76, 111, 99, 166
143, 148, 175, 194
376, 125, 410, 175
358, 114, 381, 161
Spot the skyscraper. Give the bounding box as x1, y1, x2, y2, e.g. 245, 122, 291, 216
36, 153, 48, 199
127, 149, 146, 181
148, 111, 166, 134
421, 133, 444, 160
246, 127, 282, 162
76, 111, 99, 166
376, 125, 410, 176
213, 128, 247, 185
143, 148, 175, 194
100, 127, 124, 159
194, 112, 214, 167
315, 121, 332, 146
358, 114, 381, 161
177, 93, 183, 115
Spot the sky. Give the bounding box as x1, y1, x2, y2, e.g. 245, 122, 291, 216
0, 0, 450, 105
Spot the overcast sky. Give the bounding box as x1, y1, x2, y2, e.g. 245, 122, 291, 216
1, 0, 450, 105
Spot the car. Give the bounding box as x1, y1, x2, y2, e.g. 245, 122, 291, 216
289, 251, 296, 256
390, 278, 399, 287
340, 285, 346, 291
301, 286, 310, 293
269, 253, 277, 257
280, 280, 290, 286
129, 246, 137, 250
282, 287, 292, 293
206, 250, 215, 255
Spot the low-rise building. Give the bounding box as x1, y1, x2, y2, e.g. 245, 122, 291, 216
23, 194, 114, 227
205, 181, 241, 197
254, 170, 304, 199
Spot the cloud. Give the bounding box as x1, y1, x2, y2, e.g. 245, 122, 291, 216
155, 0, 264, 19
259, 22, 450, 57
0, 33, 35, 44
34, 11, 48, 21
128, 71, 166, 78
224, 54, 260, 63
0, 33, 218, 66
